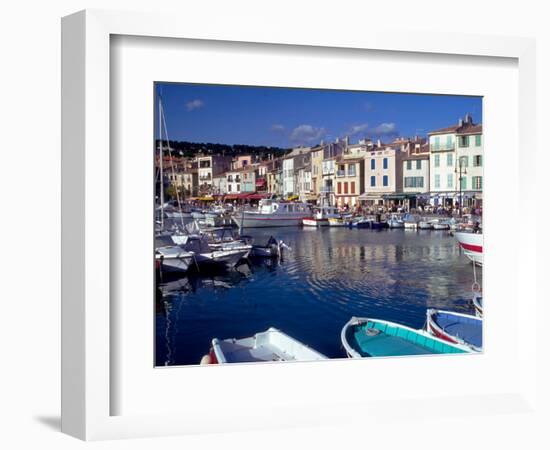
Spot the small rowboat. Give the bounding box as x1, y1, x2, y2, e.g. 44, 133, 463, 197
328, 217, 347, 227
432, 219, 450, 230
207, 327, 328, 364
472, 294, 483, 318
341, 317, 470, 358
426, 309, 482, 352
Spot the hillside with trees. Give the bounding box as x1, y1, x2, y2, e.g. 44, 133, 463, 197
156, 140, 291, 160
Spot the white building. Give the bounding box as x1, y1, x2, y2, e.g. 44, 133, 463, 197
428, 114, 483, 209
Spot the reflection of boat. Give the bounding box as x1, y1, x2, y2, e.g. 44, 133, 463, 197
472, 294, 483, 318
341, 317, 470, 358
207, 327, 328, 364
426, 309, 482, 352
454, 231, 483, 266
155, 246, 195, 273
234, 199, 311, 228
302, 206, 340, 227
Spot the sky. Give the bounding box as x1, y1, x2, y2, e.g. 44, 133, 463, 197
155, 82, 482, 149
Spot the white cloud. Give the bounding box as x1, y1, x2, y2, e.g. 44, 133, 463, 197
344, 122, 398, 139
370, 122, 397, 136
289, 124, 327, 145
270, 124, 286, 133
185, 99, 205, 111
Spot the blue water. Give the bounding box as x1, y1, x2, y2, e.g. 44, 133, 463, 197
155, 227, 481, 366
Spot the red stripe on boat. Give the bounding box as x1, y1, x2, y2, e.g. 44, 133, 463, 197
459, 242, 483, 253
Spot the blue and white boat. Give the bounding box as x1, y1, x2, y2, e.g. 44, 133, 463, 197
426, 309, 482, 352
341, 317, 470, 358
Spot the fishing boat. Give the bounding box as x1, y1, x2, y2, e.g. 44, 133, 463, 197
341, 317, 470, 358
206, 327, 328, 364
155, 246, 195, 273
302, 206, 340, 227
426, 309, 482, 352
454, 231, 483, 266
472, 294, 483, 318
233, 199, 312, 228
348, 216, 371, 228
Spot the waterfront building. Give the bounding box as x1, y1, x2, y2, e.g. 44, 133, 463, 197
360, 140, 405, 207
402, 142, 430, 210
231, 155, 252, 170
310, 145, 324, 200
321, 138, 348, 205
428, 114, 482, 209
212, 174, 227, 196
282, 147, 311, 197
241, 165, 258, 193
267, 162, 283, 197
334, 156, 365, 208
226, 169, 242, 194
197, 154, 232, 194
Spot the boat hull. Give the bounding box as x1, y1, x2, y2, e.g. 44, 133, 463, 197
236, 215, 309, 228
454, 232, 483, 266
426, 309, 482, 352
303, 218, 329, 227
341, 317, 470, 358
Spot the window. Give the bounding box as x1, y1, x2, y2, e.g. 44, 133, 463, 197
406, 160, 412, 170
459, 135, 469, 147
383, 175, 388, 187
350, 182, 355, 194
434, 136, 440, 150
446, 135, 452, 148
434, 154, 440, 168
459, 156, 468, 168
383, 158, 388, 169
344, 182, 348, 194
370, 176, 376, 187
435, 174, 440, 188
447, 153, 453, 166
348, 164, 356, 177
473, 155, 483, 167
472, 176, 483, 190
237, 184, 240, 191
228, 185, 232, 192
475, 135, 481, 146
370, 159, 375, 170
460, 176, 467, 190
447, 174, 453, 188
337, 182, 342, 194
416, 159, 422, 170
404, 177, 424, 188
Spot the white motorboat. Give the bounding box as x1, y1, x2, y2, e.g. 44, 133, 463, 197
418, 219, 434, 230
387, 214, 405, 228
207, 327, 328, 364
302, 206, 341, 227
454, 231, 483, 266
176, 234, 249, 269
234, 199, 312, 228
155, 246, 195, 273
402, 213, 420, 229
432, 219, 450, 230
249, 236, 289, 258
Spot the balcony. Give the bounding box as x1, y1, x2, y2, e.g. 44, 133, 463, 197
199, 175, 211, 181
336, 170, 346, 177
430, 144, 455, 152
321, 186, 334, 193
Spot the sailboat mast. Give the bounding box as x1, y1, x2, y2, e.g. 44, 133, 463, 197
159, 95, 165, 230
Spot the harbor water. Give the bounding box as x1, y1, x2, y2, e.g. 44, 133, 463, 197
155, 227, 481, 366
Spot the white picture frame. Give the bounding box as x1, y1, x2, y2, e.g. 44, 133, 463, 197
61, 9, 539, 441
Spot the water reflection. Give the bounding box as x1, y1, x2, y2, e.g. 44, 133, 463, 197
155, 227, 481, 366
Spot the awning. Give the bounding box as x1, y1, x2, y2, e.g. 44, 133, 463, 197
358, 193, 383, 200
382, 193, 420, 200
287, 195, 299, 201
255, 178, 266, 187
198, 196, 215, 201
246, 193, 270, 200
